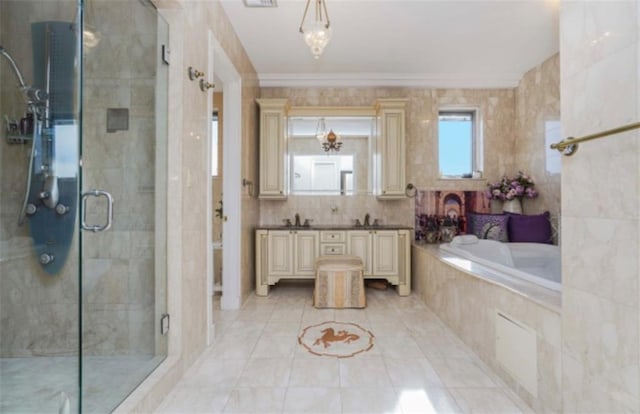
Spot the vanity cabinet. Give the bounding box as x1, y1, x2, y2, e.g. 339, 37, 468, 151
256, 230, 319, 295
375, 99, 407, 199
257, 99, 288, 199
264, 230, 319, 280
256, 228, 411, 296
347, 230, 399, 277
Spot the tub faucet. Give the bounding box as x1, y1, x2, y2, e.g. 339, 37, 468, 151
294, 213, 301, 227
364, 213, 370, 227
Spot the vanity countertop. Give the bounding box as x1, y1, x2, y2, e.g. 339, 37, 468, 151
256, 224, 413, 231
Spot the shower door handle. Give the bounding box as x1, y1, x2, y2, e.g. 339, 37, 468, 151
81, 189, 113, 232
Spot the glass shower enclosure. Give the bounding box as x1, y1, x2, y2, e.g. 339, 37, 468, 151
0, 0, 168, 412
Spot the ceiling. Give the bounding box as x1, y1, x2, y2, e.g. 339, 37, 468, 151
219, 0, 559, 88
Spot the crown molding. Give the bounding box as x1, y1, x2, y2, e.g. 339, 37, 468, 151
258, 72, 522, 89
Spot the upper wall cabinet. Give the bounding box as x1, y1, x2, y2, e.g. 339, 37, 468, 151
375, 99, 408, 199
257, 98, 407, 199
257, 99, 288, 199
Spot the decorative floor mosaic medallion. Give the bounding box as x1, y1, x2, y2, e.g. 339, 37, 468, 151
298, 321, 374, 358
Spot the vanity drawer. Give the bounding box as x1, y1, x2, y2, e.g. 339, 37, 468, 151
320, 243, 346, 255
320, 231, 346, 243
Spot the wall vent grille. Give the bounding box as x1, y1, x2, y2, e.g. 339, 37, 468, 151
243, 0, 277, 7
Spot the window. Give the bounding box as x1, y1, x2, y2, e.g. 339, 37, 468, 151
438, 109, 482, 178
211, 111, 219, 176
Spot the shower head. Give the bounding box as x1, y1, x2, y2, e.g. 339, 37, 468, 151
0, 46, 48, 105
0, 46, 28, 89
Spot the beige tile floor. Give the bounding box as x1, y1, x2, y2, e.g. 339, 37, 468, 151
155, 282, 534, 414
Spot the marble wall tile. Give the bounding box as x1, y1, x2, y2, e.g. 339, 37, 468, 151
563, 287, 638, 398
563, 352, 639, 413
514, 54, 561, 218
562, 216, 638, 306
128, 259, 155, 306
128, 304, 155, 356
0, 303, 79, 357
561, 128, 638, 221
82, 305, 130, 356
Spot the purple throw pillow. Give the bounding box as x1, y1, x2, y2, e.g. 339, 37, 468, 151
466, 213, 509, 242
507, 211, 552, 244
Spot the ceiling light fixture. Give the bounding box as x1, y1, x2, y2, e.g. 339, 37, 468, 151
299, 0, 331, 59
316, 118, 341, 152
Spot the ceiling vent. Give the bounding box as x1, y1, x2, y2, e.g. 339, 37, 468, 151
243, 0, 277, 7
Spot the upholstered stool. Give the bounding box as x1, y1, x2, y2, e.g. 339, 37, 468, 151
314, 255, 366, 309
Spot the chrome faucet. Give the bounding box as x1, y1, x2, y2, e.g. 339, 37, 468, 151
364, 213, 370, 227
294, 213, 301, 227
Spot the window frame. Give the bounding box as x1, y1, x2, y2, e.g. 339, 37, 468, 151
437, 106, 483, 179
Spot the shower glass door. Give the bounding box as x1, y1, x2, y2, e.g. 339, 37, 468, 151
79, 0, 168, 412
0, 0, 168, 412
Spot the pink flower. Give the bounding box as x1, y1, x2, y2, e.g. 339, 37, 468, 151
485, 171, 538, 200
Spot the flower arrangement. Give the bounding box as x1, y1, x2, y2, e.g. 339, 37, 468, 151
485, 171, 538, 201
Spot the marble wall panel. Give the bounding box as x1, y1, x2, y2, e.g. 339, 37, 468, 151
514, 54, 561, 218
258, 87, 517, 228
119, 0, 261, 410
560, 0, 640, 411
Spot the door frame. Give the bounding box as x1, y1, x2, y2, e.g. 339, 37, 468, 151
206, 33, 242, 345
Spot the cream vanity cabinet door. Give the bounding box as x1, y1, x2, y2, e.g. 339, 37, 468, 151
347, 230, 373, 275
371, 230, 398, 276
376, 99, 407, 199
257, 99, 288, 199
267, 230, 293, 276
348, 230, 398, 276
293, 230, 320, 275
346, 229, 410, 296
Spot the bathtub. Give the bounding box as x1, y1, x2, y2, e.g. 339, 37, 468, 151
439, 235, 561, 292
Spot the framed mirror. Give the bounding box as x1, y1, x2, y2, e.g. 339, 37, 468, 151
288, 116, 375, 195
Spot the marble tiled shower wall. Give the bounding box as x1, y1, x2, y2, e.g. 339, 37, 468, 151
0, 0, 159, 357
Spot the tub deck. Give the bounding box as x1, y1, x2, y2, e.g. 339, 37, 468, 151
412, 242, 562, 412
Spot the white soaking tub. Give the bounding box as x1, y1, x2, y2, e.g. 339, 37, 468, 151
439, 235, 561, 292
